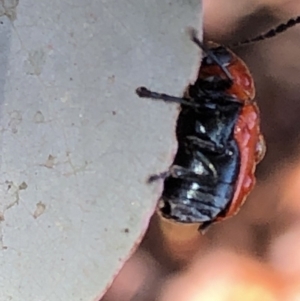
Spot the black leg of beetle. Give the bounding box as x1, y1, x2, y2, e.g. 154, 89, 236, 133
147, 171, 169, 183
187, 27, 233, 82
148, 166, 190, 183
149, 139, 218, 182
184, 138, 218, 179
193, 151, 217, 179
198, 221, 212, 233
148, 165, 202, 183
187, 136, 234, 157
148, 163, 216, 184
186, 135, 221, 153
169, 165, 198, 178
136, 87, 199, 108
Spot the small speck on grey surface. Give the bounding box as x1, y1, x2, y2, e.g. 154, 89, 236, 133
18, 181, 28, 190
0, 0, 202, 300
33, 202, 46, 219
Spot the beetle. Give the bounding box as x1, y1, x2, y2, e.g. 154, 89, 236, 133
135, 17, 300, 231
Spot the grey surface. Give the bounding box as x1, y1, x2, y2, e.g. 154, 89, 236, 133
0, 0, 201, 300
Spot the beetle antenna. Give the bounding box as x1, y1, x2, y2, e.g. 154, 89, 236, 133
187, 27, 233, 81
231, 16, 300, 48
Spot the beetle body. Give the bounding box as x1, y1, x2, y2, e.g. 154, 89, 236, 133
159, 44, 265, 230
136, 33, 267, 231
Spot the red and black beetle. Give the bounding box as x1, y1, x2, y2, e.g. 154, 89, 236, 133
136, 17, 300, 231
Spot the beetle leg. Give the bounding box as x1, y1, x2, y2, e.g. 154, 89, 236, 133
136, 86, 199, 108
185, 135, 221, 153
198, 220, 213, 233
190, 151, 218, 179
170, 165, 199, 178
148, 160, 217, 183
147, 166, 190, 183
147, 171, 169, 183
184, 137, 219, 179
187, 27, 233, 82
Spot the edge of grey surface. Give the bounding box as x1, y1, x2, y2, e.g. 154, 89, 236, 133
0, 0, 201, 300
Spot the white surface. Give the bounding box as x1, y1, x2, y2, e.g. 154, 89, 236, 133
0, 0, 201, 300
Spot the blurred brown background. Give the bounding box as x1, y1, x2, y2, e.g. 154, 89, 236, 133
102, 1, 300, 300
